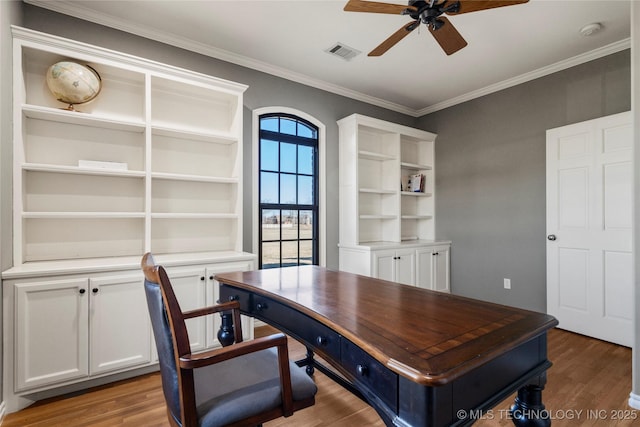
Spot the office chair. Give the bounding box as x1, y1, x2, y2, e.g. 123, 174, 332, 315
141, 253, 316, 427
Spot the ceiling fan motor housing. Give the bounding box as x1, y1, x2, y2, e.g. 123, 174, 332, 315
406, 0, 460, 29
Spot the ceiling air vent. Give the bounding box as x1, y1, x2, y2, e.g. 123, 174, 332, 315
325, 42, 361, 61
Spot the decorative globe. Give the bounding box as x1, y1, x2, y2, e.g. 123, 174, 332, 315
46, 61, 102, 111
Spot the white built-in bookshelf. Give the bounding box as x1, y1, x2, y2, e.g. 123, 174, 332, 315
338, 114, 450, 293
338, 113, 436, 244
10, 26, 247, 267
2, 27, 256, 412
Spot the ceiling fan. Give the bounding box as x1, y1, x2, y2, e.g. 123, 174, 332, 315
344, 0, 529, 56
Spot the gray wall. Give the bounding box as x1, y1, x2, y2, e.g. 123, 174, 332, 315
418, 51, 631, 311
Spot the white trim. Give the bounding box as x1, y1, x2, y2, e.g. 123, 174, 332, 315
0, 401, 6, 423
629, 392, 640, 410
416, 38, 631, 115
252, 107, 326, 267
24, 0, 630, 117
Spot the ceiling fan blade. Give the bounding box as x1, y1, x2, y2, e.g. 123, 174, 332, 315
369, 20, 419, 57
344, 0, 417, 14
447, 0, 529, 15
428, 16, 468, 55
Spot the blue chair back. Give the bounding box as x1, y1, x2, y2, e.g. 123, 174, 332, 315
144, 278, 182, 426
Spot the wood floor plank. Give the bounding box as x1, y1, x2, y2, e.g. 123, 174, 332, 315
3, 327, 634, 426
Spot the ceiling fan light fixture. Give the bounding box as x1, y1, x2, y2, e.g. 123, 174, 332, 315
579, 22, 603, 37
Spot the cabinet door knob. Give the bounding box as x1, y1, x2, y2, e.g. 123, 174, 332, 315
209, 275, 214, 280
547, 234, 557, 241
92, 288, 99, 293
200, 276, 205, 281
79, 288, 86, 294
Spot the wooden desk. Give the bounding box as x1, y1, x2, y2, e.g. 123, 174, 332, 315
215, 266, 558, 427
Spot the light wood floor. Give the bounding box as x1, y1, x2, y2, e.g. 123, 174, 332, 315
3, 327, 634, 427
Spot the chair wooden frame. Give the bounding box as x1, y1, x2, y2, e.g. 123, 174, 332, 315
141, 253, 314, 427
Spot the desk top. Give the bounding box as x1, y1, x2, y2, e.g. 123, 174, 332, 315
215, 266, 557, 386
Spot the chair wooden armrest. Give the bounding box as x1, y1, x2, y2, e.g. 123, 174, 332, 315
182, 300, 241, 319
180, 332, 294, 416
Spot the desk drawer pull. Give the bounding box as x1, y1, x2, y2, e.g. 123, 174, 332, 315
316, 336, 327, 346
256, 302, 268, 311
356, 364, 368, 377
227, 295, 239, 301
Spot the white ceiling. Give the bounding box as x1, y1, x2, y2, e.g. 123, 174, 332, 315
27, 0, 631, 116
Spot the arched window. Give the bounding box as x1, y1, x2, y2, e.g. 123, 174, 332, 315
258, 113, 319, 268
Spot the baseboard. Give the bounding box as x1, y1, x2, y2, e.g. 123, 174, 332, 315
0, 400, 7, 424
628, 391, 640, 409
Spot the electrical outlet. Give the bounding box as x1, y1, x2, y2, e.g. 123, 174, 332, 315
504, 278, 511, 290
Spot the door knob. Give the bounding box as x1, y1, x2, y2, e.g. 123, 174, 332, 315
547, 234, 557, 241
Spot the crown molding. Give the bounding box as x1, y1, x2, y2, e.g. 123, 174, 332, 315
416, 38, 631, 116
25, 0, 631, 118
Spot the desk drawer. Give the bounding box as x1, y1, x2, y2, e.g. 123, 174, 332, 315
253, 295, 341, 362
341, 339, 398, 412
219, 285, 252, 313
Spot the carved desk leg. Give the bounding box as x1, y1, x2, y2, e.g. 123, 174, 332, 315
218, 312, 235, 347
510, 384, 551, 427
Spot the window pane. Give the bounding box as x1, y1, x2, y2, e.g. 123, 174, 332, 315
261, 210, 280, 241
298, 175, 313, 205
281, 241, 298, 267
299, 210, 313, 239
260, 117, 278, 132
280, 174, 296, 204
280, 118, 296, 135
281, 210, 298, 241
262, 242, 280, 269
298, 145, 313, 175
280, 142, 296, 173
260, 139, 279, 172
260, 172, 279, 203
297, 122, 315, 138
299, 240, 313, 265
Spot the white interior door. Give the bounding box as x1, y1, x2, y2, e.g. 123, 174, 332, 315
546, 111, 633, 347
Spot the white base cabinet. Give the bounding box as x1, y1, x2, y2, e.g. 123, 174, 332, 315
373, 248, 416, 285
340, 241, 450, 292
3, 252, 256, 413
14, 273, 152, 392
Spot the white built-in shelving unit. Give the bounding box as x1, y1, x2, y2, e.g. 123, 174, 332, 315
338, 113, 450, 292
2, 27, 256, 413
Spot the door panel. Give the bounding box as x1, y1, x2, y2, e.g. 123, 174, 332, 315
89, 274, 151, 374
546, 111, 632, 347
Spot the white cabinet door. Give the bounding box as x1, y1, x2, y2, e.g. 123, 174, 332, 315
15, 278, 89, 391
163, 266, 208, 352
373, 250, 396, 282
433, 246, 450, 293
89, 274, 151, 375
416, 248, 435, 290
395, 248, 415, 285
416, 245, 450, 292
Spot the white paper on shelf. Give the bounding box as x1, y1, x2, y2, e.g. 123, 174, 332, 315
78, 160, 128, 170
